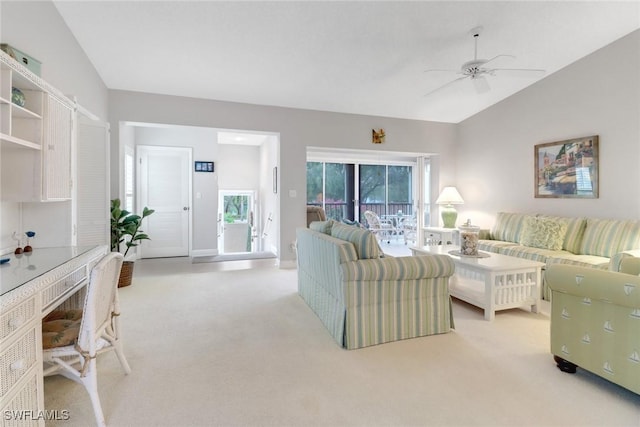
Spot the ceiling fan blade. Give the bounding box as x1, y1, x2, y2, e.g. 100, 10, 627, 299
423, 76, 469, 97
483, 54, 515, 67
492, 68, 546, 76
472, 75, 490, 93
424, 68, 459, 74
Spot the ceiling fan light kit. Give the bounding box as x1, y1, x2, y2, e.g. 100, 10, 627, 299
424, 26, 545, 97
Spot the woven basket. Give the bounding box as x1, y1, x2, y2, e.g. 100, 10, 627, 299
118, 261, 135, 288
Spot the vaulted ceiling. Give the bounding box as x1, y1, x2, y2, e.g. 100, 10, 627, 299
53, 1, 640, 123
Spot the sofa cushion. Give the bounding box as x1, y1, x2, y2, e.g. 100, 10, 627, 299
579, 218, 633, 257
490, 212, 530, 243
500, 245, 572, 264
42, 309, 83, 349
546, 254, 610, 269
477, 239, 519, 254
309, 220, 334, 234
331, 222, 381, 259
519, 216, 567, 251
617, 221, 640, 252
536, 215, 586, 254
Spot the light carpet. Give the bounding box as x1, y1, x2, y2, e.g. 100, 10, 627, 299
44, 257, 640, 426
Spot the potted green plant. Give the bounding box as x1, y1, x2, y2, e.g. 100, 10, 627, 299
110, 198, 155, 287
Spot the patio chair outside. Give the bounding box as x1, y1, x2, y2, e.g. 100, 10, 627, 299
364, 210, 394, 244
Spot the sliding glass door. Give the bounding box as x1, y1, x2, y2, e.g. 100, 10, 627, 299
359, 165, 412, 218
308, 161, 416, 223
307, 162, 354, 221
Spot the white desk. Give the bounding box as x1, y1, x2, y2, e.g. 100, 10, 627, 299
0, 245, 107, 425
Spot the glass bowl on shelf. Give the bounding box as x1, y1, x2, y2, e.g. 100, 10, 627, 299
12, 87, 25, 107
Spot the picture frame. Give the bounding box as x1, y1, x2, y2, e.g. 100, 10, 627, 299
535, 135, 599, 198
194, 161, 214, 173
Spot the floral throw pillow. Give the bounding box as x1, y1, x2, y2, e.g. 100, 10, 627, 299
519, 216, 568, 251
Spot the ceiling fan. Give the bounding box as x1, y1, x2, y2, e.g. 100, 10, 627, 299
424, 26, 545, 97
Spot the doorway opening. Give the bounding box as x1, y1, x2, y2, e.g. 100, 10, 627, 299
120, 122, 279, 262
218, 191, 255, 254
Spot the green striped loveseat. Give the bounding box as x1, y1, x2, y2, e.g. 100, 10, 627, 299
296, 222, 455, 349
478, 212, 640, 300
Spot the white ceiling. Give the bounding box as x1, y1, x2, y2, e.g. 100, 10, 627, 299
53, 1, 640, 123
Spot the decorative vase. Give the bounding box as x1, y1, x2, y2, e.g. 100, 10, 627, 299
23, 231, 35, 252
459, 225, 480, 256
12, 231, 23, 254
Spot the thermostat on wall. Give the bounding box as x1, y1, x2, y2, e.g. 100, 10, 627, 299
194, 161, 214, 172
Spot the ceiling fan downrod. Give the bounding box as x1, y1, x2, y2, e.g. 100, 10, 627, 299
461, 26, 486, 77
473, 32, 480, 61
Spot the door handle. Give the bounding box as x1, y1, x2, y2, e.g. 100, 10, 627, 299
183, 207, 189, 211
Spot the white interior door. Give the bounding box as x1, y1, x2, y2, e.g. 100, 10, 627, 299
138, 145, 191, 258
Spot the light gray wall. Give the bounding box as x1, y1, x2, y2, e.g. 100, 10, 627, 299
108, 91, 457, 263
259, 136, 279, 254
0, 1, 109, 120
457, 30, 640, 229
218, 144, 260, 189
134, 125, 218, 252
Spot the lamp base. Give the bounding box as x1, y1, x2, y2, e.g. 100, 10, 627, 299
441, 205, 458, 228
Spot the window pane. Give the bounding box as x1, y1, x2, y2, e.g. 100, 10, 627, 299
124, 151, 134, 212
359, 164, 386, 217
224, 195, 249, 222
324, 163, 347, 220
423, 160, 431, 227
388, 165, 412, 215
306, 162, 323, 204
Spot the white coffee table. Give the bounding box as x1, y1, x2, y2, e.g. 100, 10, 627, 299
411, 245, 543, 320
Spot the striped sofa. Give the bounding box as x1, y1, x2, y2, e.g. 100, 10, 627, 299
478, 212, 640, 299
296, 222, 455, 349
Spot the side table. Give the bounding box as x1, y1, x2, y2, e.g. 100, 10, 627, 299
422, 226, 460, 246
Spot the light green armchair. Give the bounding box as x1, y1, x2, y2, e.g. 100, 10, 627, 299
546, 258, 640, 395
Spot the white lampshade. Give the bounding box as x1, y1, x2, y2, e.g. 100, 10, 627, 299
436, 187, 464, 205
436, 187, 464, 228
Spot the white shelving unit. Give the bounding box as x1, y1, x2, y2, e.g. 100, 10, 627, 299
1, 50, 74, 202
0, 59, 43, 150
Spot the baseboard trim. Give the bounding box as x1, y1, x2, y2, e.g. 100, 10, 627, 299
278, 259, 297, 269
191, 249, 219, 257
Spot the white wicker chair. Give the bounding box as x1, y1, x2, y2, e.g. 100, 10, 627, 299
42, 252, 131, 427
401, 216, 418, 245
364, 210, 394, 243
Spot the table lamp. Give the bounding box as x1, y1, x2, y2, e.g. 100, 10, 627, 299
436, 186, 464, 228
